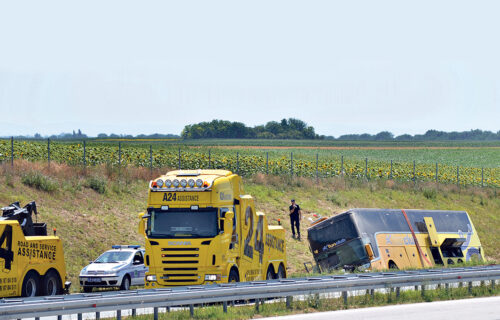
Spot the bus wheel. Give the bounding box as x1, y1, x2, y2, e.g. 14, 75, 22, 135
42, 270, 62, 296
21, 271, 40, 297
228, 269, 239, 283
388, 261, 398, 270
266, 266, 275, 280
277, 264, 286, 279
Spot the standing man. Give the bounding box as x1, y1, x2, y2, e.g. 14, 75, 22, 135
289, 199, 302, 240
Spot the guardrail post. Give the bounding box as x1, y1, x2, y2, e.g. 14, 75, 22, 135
468, 281, 473, 294
190, 304, 194, 317
57, 315, 62, 320
341, 155, 344, 176
413, 160, 416, 183
390, 159, 393, 179
266, 152, 269, 174
10, 136, 14, 167
96, 311, 100, 320
316, 153, 318, 181
286, 296, 293, 309
166, 306, 171, 312
178, 147, 181, 170
149, 145, 153, 173
421, 284, 426, 297
365, 158, 368, 179
83, 140, 86, 168
370, 289, 374, 299
414, 285, 419, 291
78, 313, 82, 320
255, 298, 260, 311
131, 308, 136, 317
35, 317, 40, 320
342, 291, 348, 307
388, 287, 393, 302
154, 307, 158, 320
445, 283, 449, 294
491, 279, 496, 290
396, 287, 400, 299
117, 310, 121, 320
223, 300, 228, 313
481, 167, 484, 187
47, 138, 50, 167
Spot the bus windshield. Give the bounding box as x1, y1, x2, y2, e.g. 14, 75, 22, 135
308, 215, 359, 256
316, 239, 368, 271
147, 208, 218, 238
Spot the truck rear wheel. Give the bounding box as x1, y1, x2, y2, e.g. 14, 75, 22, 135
266, 266, 275, 280
228, 269, 239, 283
42, 270, 62, 296
277, 264, 286, 279
21, 271, 40, 297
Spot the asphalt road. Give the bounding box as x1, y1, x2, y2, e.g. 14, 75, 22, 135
261, 296, 500, 320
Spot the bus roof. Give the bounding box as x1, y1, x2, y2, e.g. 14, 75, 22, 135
310, 208, 472, 235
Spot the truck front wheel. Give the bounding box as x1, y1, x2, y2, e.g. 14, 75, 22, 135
42, 270, 62, 296
277, 264, 286, 279
21, 271, 40, 297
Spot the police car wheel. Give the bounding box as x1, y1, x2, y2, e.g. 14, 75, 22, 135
21, 271, 40, 297
120, 276, 131, 290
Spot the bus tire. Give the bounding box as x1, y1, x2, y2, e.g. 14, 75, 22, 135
228, 268, 239, 283
42, 270, 62, 296
21, 271, 40, 297
277, 264, 286, 279
266, 265, 275, 280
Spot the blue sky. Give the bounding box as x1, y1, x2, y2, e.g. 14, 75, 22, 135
0, 0, 499, 137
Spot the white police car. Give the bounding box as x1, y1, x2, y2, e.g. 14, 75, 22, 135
79, 245, 148, 292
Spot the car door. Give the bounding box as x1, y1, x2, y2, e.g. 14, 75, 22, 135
130, 250, 147, 286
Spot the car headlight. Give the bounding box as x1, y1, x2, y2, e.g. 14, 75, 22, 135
204, 274, 221, 281
146, 275, 157, 282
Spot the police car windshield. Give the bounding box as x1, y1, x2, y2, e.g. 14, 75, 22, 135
148, 208, 218, 238
94, 251, 133, 263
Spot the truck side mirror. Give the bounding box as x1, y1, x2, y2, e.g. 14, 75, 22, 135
223, 211, 234, 234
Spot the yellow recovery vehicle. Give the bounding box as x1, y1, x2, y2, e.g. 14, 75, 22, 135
139, 170, 286, 287
0, 201, 69, 297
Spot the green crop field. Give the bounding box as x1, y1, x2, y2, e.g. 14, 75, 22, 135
0, 139, 499, 187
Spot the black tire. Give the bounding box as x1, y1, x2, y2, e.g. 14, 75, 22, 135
21, 271, 40, 297
388, 261, 398, 270
120, 275, 131, 290
266, 266, 275, 280
42, 270, 62, 296
228, 269, 239, 283
277, 264, 286, 279
83, 286, 93, 293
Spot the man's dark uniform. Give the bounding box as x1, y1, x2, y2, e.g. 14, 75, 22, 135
289, 203, 301, 239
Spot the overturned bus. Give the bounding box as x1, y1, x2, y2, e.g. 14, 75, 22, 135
307, 208, 484, 272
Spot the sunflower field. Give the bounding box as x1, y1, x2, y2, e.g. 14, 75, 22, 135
0, 139, 498, 187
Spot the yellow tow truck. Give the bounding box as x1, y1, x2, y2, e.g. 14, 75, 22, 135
139, 170, 286, 287
0, 201, 70, 297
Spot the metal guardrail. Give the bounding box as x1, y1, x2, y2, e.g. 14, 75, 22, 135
1, 265, 499, 320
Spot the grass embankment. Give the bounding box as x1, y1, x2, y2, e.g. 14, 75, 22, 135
0, 161, 498, 291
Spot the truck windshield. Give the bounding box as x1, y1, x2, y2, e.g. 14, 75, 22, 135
148, 208, 218, 238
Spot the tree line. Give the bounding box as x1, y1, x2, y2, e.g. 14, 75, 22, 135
329, 129, 500, 141
181, 119, 318, 139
